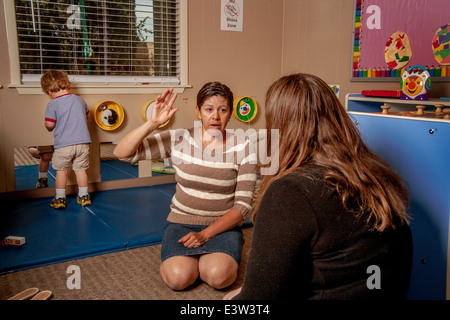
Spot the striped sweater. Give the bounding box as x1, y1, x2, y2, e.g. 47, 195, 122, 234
122, 127, 258, 225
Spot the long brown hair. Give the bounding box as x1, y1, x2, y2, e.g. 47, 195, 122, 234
255, 73, 409, 231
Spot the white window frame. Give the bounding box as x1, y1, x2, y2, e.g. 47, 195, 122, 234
3, 0, 189, 94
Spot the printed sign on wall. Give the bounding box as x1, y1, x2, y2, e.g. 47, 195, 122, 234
221, 0, 243, 32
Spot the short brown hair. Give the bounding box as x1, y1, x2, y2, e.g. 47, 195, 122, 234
196, 82, 234, 112
40, 69, 70, 95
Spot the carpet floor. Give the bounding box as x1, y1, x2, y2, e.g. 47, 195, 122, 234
0, 228, 253, 300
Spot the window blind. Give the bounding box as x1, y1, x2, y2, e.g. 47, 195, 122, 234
14, 0, 180, 84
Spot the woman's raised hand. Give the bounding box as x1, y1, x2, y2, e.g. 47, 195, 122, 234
150, 88, 179, 126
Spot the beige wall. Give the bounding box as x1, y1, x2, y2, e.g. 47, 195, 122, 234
1, 0, 448, 196
0, 0, 283, 195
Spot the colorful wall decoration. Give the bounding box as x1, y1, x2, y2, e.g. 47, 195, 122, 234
232, 97, 258, 123
352, 0, 450, 82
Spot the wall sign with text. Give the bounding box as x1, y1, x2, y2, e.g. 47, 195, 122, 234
221, 0, 243, 32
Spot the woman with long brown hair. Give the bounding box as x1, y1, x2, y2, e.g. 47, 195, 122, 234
229, 73, 412, 299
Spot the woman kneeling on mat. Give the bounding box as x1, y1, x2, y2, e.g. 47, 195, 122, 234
114, 82, 257, 290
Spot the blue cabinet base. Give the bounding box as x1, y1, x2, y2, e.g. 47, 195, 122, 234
347, 95, 450, 300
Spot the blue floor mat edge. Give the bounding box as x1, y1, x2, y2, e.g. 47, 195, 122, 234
0, 184, 176, 274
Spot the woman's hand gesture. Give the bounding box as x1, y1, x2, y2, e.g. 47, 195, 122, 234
150, 88, 179, 126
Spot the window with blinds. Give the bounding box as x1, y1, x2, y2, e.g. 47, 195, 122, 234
14, 0, 181, 85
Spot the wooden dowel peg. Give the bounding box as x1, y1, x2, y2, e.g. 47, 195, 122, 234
443, 108, 450, 120
381, 104, 391, 114
435, 104, 444, 114
416, 105, 426, 116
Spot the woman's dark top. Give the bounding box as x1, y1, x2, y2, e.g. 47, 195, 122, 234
234, 165, 412, 300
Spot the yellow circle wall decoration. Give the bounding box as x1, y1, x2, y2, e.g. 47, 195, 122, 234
94, 100, 124, 131
142, 99, 170, 128
194, 106, 201, 120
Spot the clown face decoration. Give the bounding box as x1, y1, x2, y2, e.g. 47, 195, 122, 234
400, 65, 431, 101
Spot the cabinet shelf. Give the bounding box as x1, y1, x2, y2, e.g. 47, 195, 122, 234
346, 94, 450, 124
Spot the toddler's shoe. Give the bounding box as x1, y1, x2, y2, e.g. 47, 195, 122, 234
50, 197, 66, 209
77, 194, 91, 207
36, 177, 48, 188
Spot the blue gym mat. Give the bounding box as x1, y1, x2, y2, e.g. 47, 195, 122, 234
15, 164, 56, 191
99, 159, 139, 181
15, 160, 166, 190
0, 183, 176, 274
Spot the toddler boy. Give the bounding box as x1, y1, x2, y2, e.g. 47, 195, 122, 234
41, 70, 92, 209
